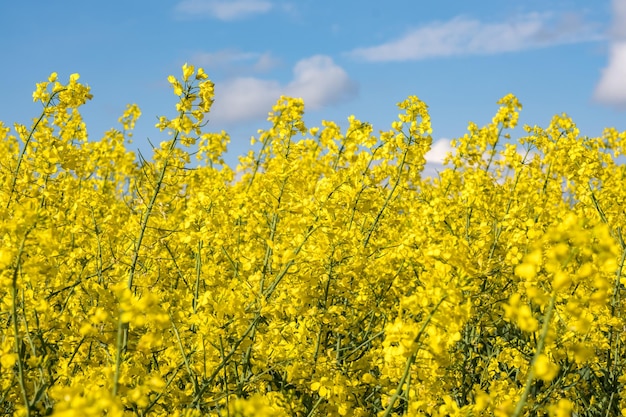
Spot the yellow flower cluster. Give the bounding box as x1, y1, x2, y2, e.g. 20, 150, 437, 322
1, 64, 626, 416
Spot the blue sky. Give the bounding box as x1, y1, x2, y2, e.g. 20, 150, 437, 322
1, 0, 625, 169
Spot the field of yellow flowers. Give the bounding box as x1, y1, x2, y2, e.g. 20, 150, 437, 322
1, 64, 626, 416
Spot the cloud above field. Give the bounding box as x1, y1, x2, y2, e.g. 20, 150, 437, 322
421, 138, 453, 179
593, 0, 626, 108
175, 0, 272, 20
349, 12, 602, 62
210, 55, 358, 125
425, 138, 453, 165
191, 50, 280, 73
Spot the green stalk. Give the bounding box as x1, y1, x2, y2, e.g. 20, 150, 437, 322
259, 135, 292, 293
511, 294, 556, 417
363, 142, 410, 248
126, 130, 180, 291
11, 226, 34, 417
113, 86, 189, 397
190, 313, 264, 408
193, 240, 203, 314
381, 296, 447, 417
261, 223, 317, 300
245, 133, 271, 192
6, 91, 64, 210
171, 312, 200, 395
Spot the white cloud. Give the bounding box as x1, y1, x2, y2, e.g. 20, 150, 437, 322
425, 138, 453, 164
175, 0, 272, 21
192, 50, 257, 67
285, 56, 357, 108
422, 138, 452, 180
593, 0, 626, 108
209, 55, 358, 125
253, 52, 280, 72
191, 50, 280, 72
594, 42, 626, 107
210, 77, 281, 124
349, 12, 602, 62
612, 0, 626, 39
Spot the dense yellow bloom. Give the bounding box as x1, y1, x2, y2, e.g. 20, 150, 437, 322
533, 353, 559, 382
548, 399, 574, 417
1, 65, 625, 416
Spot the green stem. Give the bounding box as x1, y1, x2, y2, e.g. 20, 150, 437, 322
11, 226, 34, 417
113, 87, 188, 396
190, 313, 264, 408
381, 296, 447, 417
193, 240, 203, 314
363, 142, 410, 248
6, 91, 63, 210
511, 294, 556, 417
171, 312, 200, 395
